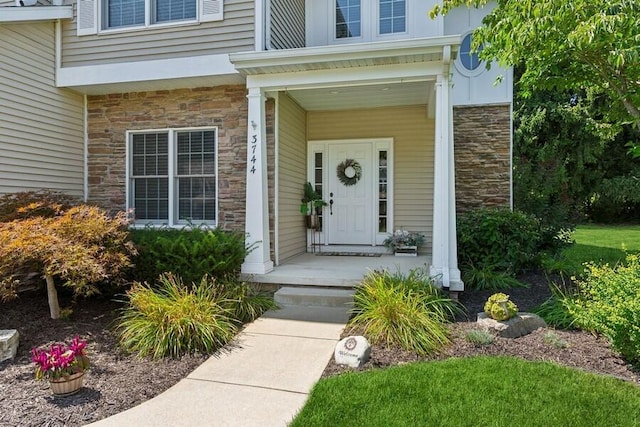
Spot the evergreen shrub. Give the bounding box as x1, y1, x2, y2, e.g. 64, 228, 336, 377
129, 226, 247, 285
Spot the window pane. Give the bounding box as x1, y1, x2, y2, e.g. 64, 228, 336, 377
336, 0, 360, 38
460, 33, 482, 71
132, 133, 168, 176
108, 0, 144, 28
156, 0, 196, 22
133, 178, 169, 220
379, 0, 405, 34
175, 130, 216, 222
178, 177, 216, 221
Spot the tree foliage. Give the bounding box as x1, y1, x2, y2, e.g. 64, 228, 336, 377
0, 205, 135, 319
514, 86, 640, 223
430, 0, 640, 126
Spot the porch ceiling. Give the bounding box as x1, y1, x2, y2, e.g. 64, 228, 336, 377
285, 80, 434, 111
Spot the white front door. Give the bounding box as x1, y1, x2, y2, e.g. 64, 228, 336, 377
326, 142, 374, 245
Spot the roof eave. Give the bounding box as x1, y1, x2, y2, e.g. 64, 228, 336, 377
0, 5, 73, 23
230, 35, 461, 75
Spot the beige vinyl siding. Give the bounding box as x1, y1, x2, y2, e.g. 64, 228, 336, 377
269, 0, 305, 49
0, 23, 84, 197
61, 0, 254, 67
277, 93, 307, 262
307, 105, 434, 248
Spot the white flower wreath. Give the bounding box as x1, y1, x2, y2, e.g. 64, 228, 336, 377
336, 159, 362, 186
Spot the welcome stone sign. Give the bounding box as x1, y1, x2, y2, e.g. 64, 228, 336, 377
334, 335, 371, 368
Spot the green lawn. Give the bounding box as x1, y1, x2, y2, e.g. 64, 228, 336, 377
291, 357, 640, 427
560, 224, 640, 275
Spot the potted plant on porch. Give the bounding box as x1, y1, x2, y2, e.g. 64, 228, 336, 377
383, 229, 425, 256
300, 182, 327, 229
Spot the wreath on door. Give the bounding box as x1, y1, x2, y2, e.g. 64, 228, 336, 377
336, 159, 362, 186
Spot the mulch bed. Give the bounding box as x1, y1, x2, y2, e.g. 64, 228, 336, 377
0, 291, 208, 427
1, 272, 638, 426
322, 272, 640, 384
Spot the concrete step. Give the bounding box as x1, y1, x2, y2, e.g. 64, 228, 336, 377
274, 287, 355, 309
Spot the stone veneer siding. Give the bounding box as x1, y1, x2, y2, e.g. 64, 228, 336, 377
87, 86, 276, 258
453, 104, 511, 213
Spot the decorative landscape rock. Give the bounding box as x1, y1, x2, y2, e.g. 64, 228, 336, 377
334, 336, 371, 368
477, 313, 547, 339
0, 329, 19, 363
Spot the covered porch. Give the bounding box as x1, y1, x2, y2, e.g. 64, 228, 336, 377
242, 252, 431, 288
230, 36, 464, 291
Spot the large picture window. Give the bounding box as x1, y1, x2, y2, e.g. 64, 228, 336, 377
128, 128, 217, 226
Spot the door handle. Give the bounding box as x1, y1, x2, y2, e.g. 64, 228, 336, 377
329, 199, 333, 215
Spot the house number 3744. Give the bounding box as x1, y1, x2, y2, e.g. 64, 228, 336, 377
250, 134, 257, 174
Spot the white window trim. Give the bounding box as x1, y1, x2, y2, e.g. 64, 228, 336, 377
125, 126, 219, 228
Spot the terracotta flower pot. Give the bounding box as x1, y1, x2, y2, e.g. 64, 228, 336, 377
49, 371, 84, 397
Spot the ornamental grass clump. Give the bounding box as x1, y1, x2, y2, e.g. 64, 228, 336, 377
116, 273, 275, 359
31, 336, 90, 381
348, 269, 460, 356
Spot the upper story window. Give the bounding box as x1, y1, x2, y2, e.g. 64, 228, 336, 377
128, 128, 217, 226
336, 0, 361, 39
379, 0, 405, 34
77, 0, 222, 35
333, 0, 406, 42
459, 33, 482, 71
106, 0, 196, 29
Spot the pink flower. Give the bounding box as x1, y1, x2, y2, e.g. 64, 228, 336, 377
31, 337, 90, 380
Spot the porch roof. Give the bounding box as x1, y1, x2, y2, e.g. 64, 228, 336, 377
229, 36, 461, 76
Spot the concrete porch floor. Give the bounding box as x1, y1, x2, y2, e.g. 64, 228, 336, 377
242, 253, 431, 288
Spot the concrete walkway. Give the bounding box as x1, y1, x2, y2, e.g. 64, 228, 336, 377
88, 307, 345, 427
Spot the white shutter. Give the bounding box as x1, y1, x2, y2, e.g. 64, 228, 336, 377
77, 0, 98, 36
200, 0, 223, 22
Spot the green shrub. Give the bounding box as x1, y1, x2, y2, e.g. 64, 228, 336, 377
483, 293, 518, 321
464, 329, 495, 346
116, 273, 273, 359
0, 190, 79, 222
129, 226, 247, 284
569, 254, 640, 365
348, 269, 460, 356
457, 208, 542, 274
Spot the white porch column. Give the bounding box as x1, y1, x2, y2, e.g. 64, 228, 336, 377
241, 87, 274, 274
430, 65, 463, 291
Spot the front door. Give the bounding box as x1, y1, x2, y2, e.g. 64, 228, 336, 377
326, 142, 374, 245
